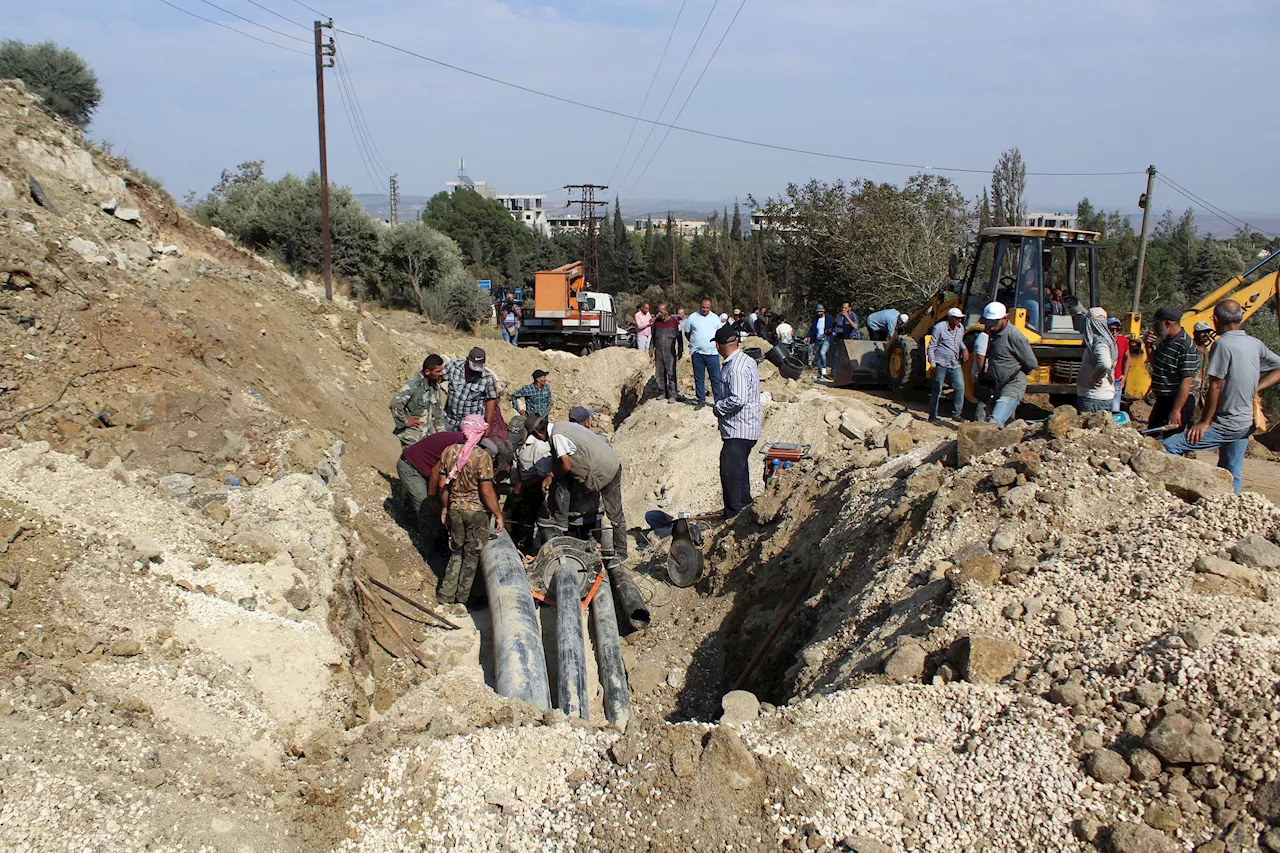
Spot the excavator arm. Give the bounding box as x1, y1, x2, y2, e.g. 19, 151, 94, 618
1125, 247, 1280, 400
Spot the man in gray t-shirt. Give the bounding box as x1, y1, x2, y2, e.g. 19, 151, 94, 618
1162, 299, 1280, 493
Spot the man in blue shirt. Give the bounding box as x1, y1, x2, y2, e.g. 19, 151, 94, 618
682, 297, 724, 409
866, 308, 908, 341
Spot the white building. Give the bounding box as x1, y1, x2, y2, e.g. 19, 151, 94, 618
547, 212, 585, 232
632, 218, 708, 238
496, 193, 549, 236
1022, 212, 1079, 229
444, 161, 551, 235
750, 206, 798, 232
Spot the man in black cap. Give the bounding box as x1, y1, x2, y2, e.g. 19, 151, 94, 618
1142, 306, 1199, 431
510, 369, 552, 418
713, 324, 762, 518
442, 347, 500, 431
568, 405, 593, 428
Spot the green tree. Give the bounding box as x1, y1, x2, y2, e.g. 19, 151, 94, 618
380, 222, 469, 314
191, 165, 380, 288
612, 199, 632, 292
990, 147, 1027, 226
422, 188, 566, 291
0, 40, 101, 128
1189, 240, 1245, 301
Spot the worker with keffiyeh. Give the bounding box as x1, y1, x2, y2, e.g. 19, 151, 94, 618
430, 414, 504, 608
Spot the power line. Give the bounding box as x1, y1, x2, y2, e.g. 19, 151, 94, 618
625, 0, 748, 199
334, 40, 395, 176
239, 0, 310, 30
155, 0, 310, 55
1158, 173, 1275, 238
605, 0, 688, 189
330, 45, 388, 191
285, 0, 328, 18
191, 0, 311, 43
616, 0, 723, 195
333, 24, 1144, 179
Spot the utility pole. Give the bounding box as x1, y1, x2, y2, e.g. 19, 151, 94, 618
314, 19, 335, 301
670, 212, 677, 288
1132, 164, 1157, 314
565, 184, 609, 289
389, 174, 399, 226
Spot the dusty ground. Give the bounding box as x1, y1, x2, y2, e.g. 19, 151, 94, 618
3, 77, 1280, 853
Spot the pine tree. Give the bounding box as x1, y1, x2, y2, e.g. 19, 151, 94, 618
613, 199, 631, 292
731, 201, 743, 242
979, 189, 992, 230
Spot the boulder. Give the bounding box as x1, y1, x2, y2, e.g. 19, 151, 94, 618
1144, 803, 1181, 832
905, 463, 943, 496
719, 690, 760, 727
167, 451, 203, 476
85, 444, 119, 468
68, 236, 99, 256
848, 447, 889, 469
1000, 484, 1039, 510
1087, 748, 1130, 784
1044, 405, 1079, 439
1230, 534, 1280, 569
1131, 450, 1234, 501
955, 422, 1023, 465
699, 724, 758, 791
114, 206, 141, 223
1128, 748, 1163, 782
1108, 821, 1178, 853
1252, 780, 1280, 824
158, 473, 195, 498
951, 553, 1002, 587
961, 634, 1022, 684
1144, 713, 1225, 765
842, 838, 891, 853
1194, 555, 1262, 585
839, 408, 880, 442
108, 638, 143, 657
883, 643, 927, 683
886, 429, 913, 456
1182, 623, 1216, 651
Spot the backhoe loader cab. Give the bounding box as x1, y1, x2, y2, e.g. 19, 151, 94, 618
834, 225, 1104, 401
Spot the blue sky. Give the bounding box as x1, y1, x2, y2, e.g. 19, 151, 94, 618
9, 0, 1279, 226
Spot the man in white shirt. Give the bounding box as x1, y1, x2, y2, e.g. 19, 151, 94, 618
682, 297, 725, 409
775, 317, 795, 346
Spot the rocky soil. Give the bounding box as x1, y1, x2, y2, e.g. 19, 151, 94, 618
3, 76, 1280, 853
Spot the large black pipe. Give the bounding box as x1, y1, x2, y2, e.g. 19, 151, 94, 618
553, 562, 589, 720
480, 531, 551, 709
589, 578, 631, 730
600, 527, 651, 630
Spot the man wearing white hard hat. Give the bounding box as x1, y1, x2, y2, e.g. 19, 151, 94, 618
972, 302, 1037, 426
926, 307, 968, 421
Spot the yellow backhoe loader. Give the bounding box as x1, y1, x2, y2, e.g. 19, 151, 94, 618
1122, 247, 1280, 401
835, 225, 1106, 405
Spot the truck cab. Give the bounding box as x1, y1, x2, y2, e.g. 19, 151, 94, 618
518, 261, 618, 354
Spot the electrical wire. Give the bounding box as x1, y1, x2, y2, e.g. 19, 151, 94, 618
329, 46, 388, 192
155, 0, 310, 55
605, 0, 689, 189
285, 0, 328, 19
1158, 173, 1276, 238
616, 0, 723, 195
239, 0, 310, 30
334, 40, 395, 177
191, 0, 311, 43
333, 24, 1145, 178
624, 0, 748, 199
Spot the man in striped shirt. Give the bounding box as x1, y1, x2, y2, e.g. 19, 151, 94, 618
712, 325, 762, 518
1142, 306, 1199, 431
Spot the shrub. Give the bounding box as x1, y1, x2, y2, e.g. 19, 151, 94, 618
0, 40, 101, 128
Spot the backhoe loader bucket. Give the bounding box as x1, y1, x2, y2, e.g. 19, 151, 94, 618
832, 339, 888, 387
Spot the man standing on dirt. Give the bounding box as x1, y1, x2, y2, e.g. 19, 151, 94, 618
926, 308, 968, 422
432, 416, 504, 608
390, 355, 446, 446
974, 302, 1037, 426
1108, 317, 1131, 413
1143, 306, 1199, 431
683, 297, 724, 409
510, 370, 552, 418
529, 415, 629, 563
634, 302, 654, 353
443, 347, 500, 432
834, 302, 861, 341
1162, 299, 1280, 493
804, 304, 834, 380
499, 293, 522, 346
652, 302, 682, 402
712, 325, 762, 519
1076, 307, 1116, 414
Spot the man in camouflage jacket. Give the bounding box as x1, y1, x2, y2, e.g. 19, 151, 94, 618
391, 354, 446, 446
